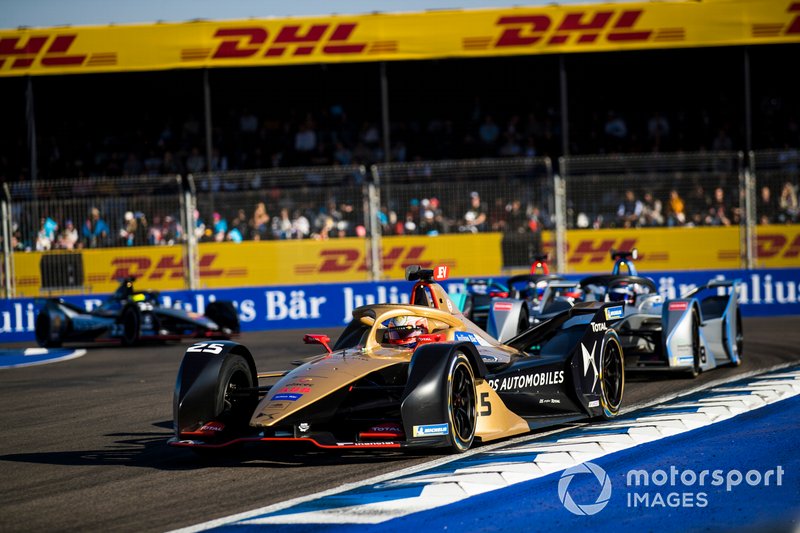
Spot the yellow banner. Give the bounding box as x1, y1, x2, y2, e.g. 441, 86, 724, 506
13, 234, 503, 296
540, 225, 800, 273
1, 0, 798, 77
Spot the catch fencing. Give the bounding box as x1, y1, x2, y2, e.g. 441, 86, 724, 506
2, 150, 798, 297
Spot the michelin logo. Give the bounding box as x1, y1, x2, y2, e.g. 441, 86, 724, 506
605, 306, 624, 321
412, 423, 450, 437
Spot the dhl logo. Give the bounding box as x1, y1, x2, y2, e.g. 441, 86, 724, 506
181, 23, 397, 62
464, 8, 684, 50
751, 2, 800, 37
93, 253, 247, 282
543, 238, 669, 264
294, 246, 455, 275
0, 34, 116, 70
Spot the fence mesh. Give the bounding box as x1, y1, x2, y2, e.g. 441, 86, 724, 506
751, 149, 800, 225
191, 165, 368, 242
9, 175, 183, 252
562, 152, 744, 230
375, 158, 553, 268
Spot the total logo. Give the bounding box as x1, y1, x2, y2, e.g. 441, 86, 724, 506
591, 322, 607, 333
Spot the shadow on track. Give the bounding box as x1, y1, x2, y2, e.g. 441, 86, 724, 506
0, 420, 428, 471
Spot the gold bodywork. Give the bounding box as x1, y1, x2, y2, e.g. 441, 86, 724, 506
249, 301, 528, 442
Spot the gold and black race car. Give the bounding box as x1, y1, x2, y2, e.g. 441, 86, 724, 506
170, 265, 625, 454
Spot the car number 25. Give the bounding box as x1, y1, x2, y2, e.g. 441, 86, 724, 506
187, 343, 225, 354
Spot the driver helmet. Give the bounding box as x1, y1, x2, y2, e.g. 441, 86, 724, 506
385, 316, 429, 347
608, 282, 641, 304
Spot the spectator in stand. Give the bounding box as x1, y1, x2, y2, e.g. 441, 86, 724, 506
185, 147, 205, 174
705, 187, 733, 226
616, 189, 642, 228
419, 208, 442, 236
35, 219, 53, 251
148, 216, 163, 245
666, 189, 687, 227
294, 118, 317, 163
212, 212, 227, 242
640, 191, 664, 226
461, 191, 488, 233
778, 181, 799, 223
686, 185, 710, 226
83, 207, 109, 248
250, 202, 270, 240
119, 211, 138, 246
292, 209, 310, 239
757, 185, 777, 225
647, 111, 670, 151
57, 219, 79, 249
192, 209, 207, 241
143, 150, 163, 176
272, 208, 293, 240
604, 111, 628, 152
478, 115, 500, 155
161, 215, 182, 245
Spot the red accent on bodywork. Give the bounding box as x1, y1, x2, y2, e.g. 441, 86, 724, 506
668, 301, 689, 311
304, 334, 332, 353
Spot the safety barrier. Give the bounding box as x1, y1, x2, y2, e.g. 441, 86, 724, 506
2, 151, 799, 298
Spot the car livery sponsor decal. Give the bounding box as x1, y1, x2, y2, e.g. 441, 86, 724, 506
604, 305, 624, 320
199, 421, 225, 433
271, 393, 303, 401
588, 399, 600, 407
412, 423, 450, 437
669, 301, 689, 311
493, 302, 514, 311
454, 331, 492, 347
265, 401, 291, 410
591, 322, 607, 332
488, 370, 564, 391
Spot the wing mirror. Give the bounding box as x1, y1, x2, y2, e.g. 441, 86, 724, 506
303, 334, 332, 354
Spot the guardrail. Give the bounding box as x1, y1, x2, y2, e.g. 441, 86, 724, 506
2, 150, 798, 297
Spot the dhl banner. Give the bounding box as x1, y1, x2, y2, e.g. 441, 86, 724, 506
13, 233, 504, 297
1, 0, 798, 77
545, 225, 800, 274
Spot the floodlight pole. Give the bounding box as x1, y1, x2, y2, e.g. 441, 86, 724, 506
203, 68, 215, 215
743, 47, 752, 153
380, 62, 391, 163
559, 55, 569, 157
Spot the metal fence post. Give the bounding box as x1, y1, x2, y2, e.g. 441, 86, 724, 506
1, 183, 15, 299
368, 165, 383, 281
181, 174, 200, 290
744, 151, 757, 269
554, 158, 568, 274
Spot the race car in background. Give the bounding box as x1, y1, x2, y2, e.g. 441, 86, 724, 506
171, 265, 625, 455
35, 277, 239, 347
448, 277, 511, 330
490, 250, 743, 377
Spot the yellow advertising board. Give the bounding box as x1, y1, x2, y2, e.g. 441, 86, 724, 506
12, 226, 799, 296
13, 233, 503, 297
1, 0, 798, 77
540, 225, 800, 273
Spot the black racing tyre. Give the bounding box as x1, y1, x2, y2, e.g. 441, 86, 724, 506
599, 332, 624, 419
686, 308, 701, 378
445, 352, 477, 453
35, 312, 61, 348
516, 307, 530, 336
215, 353, 258, 430
120, 305, 140, 346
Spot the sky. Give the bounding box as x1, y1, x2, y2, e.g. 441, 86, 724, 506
2, 0, 634, 29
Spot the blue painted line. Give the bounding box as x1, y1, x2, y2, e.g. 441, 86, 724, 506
0, 348, 86, 369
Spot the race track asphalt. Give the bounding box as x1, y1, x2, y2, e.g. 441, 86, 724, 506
0, 316, 798, 532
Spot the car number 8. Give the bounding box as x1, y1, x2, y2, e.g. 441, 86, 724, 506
187, 343, 224, 354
